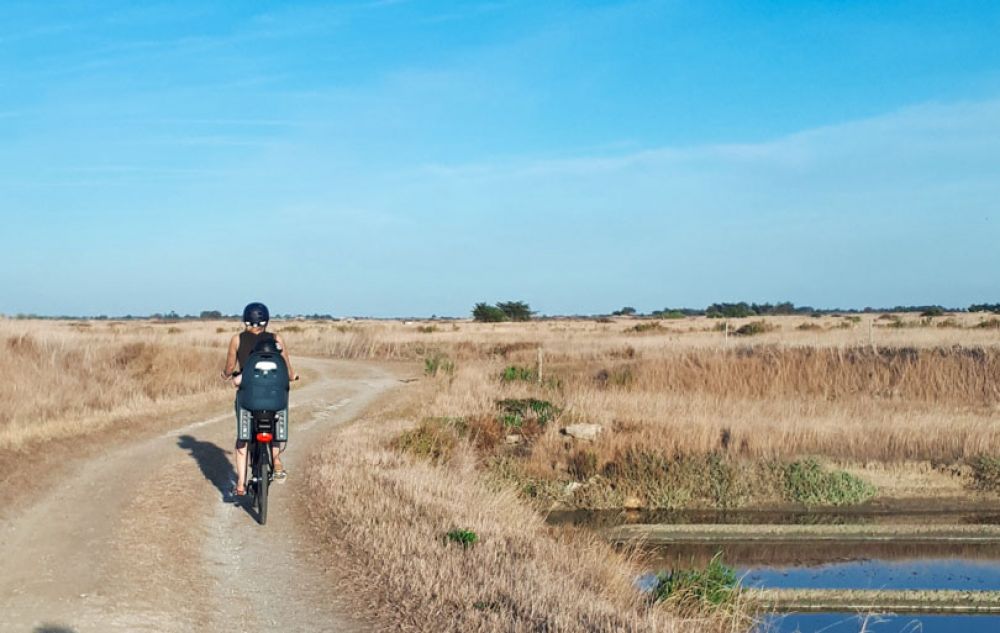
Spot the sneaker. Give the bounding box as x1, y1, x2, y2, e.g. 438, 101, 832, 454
273, 469, 287, 482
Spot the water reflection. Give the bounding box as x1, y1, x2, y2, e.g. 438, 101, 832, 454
761, 612, 1000, 633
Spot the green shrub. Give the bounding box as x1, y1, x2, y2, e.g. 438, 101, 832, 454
652, 310, 686, 319
417, 324, 438, 333
796, 322, 822, 331
972, 456, 1000, 491
500, 365, 536, 383
921, 307, 945, 317
652, 553, 738, 610
781, 459, 875, 506
444, 528, 479, 548
976, 318, 1000, 330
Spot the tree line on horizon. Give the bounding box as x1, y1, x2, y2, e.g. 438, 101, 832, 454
6, 300, 1000, 322
612, 302, 997, 319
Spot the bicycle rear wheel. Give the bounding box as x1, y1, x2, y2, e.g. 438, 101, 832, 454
255, 444, 270, 525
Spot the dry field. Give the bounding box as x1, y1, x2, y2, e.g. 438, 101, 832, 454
0, 319, 233, 451
276, 312, 1000, 510
5, 313, 1000, 631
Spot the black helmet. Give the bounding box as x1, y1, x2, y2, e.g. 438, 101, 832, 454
252, 337, 281, 354
242, 302, 269, 327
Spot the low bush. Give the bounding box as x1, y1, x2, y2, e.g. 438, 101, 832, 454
417, 325, 438, 333
796, 323, 822, 331
781, 459, 876, 506
733, 321, 776, 336
392, 417, 467, 463
628, 321, 665, 334
496, 398, 561, 428
971, 456, 1000, 491
975, 318, 1000, 330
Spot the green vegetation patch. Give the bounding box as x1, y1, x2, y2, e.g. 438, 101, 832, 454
500, 365, 536, 383
652, 553, 739, 611
444, 528, 479, 548
971, 456, 1000, 491
781, 459, 876, 506
496, 398, 561, 428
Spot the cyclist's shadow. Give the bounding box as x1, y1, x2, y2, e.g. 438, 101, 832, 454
177, 434, 237, 502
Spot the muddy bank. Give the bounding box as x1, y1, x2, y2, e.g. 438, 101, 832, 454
548, 504, 1000, 528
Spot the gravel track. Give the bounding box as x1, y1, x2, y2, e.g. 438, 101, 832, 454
0, 358, 402, 633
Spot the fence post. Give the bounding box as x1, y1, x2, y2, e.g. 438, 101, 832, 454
537, 347, 544, 384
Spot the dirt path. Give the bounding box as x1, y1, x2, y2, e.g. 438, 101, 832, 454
0, 358, 405, 633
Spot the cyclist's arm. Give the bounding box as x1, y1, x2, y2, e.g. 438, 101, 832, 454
275, 333, 297, 380
222, 334, 240, 377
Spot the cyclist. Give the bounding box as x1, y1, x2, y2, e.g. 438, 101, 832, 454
221, 302, 298, 496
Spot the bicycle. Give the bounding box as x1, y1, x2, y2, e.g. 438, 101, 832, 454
234, 340, 293, 525
245, 410, 276, 524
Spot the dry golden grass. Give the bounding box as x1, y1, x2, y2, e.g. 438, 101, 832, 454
281, 313, 1000, 510
304, 387, 752, 633
0, 319, 227, 450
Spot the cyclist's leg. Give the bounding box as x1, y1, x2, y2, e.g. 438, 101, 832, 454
235, 440, 248, 491
272, 442, 286, 472
234, 396, 248, 492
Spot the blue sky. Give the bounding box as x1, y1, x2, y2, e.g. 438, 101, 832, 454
2, 1, 999, 317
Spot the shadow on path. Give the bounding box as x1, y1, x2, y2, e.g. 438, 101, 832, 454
177, 434, 235, 501
35, 626, 78, 633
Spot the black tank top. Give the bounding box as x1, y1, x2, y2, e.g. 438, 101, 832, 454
237, 331, 276, 371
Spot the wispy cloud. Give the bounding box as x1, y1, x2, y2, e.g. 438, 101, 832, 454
414, 98, 1000, 182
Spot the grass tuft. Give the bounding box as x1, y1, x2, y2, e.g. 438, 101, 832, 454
652, 553, 739, 612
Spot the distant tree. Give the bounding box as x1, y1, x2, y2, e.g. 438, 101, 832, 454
200, 310, 223, 320
969, 303, 1000, 313
472, 302, 509, 323
612, 306, 637, 316
706, 302, 755, 318
496, 300, 534, 322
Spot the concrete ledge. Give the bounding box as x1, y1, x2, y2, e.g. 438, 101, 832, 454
606, 523, 1000, 544
751, 588, 1000, 614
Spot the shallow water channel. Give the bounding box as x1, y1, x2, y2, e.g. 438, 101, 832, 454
549, 509, 1000, 633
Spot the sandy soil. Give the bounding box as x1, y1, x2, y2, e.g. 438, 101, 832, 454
0, 357, 410, 633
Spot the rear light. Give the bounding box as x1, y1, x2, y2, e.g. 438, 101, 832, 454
256, 432, 273, 443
